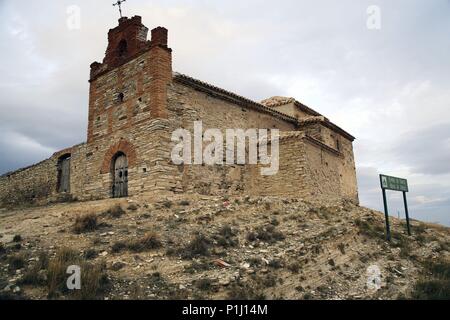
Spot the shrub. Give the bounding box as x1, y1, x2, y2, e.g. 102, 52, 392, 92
73, 262, 109, 300
47, 247, 79, 297
287, 262, 300, 274
247, 257, 263, 267
246, 232, 257, 242
19, 259, 48, 286
8, 254, 25, 271
181, 234, 212, 259
215, 225, 238, 248
0, 242, 5, 255
107, 204, 126, 218
47, 247, 108, 300
36, 251, 49, 270
13, 235, 22, 242
219, 225, 234, 238
411, 259, 450, 300
247, 225, 285, 243
179, 200, 190, 206
162, 200, 173, 209
227, 283, 266, 300
184, 260, 212, 274
268, 259, 282, 269
412, 279, 450, 300
270, 218, 280, 226
73, 213, 98, 234
195, 278, 213, 291
111, 241, 126, 253
355, 219, 385, 239
262, 274, 277, 288
83, 249, 97, 260
127, 204, 138, 211
126, 233, 162, 252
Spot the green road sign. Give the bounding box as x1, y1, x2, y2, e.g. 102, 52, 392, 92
379, 174, 412, 240
380, 174, 409, 192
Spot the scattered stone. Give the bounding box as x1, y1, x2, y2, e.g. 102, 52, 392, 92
240, 262, 251, 269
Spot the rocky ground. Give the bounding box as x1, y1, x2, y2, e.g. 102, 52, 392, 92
0, 195, 449, 300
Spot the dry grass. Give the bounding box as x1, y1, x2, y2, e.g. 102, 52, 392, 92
106, 204, 126, 218
47, 247, 79, 297
8, 254, 26, 271
19, 252, 49, 286
72, 213, 98, 234
181, 233, 212, 259
126, 232, 162, 252
355, 218, 385, 239
194, 278, 214, 291
246, 225, 285, 244
127, 204, 138, 211
112, 233, 162, 253
411, 259, 450, 300
215, 225, 239, 248
227, 283, 266, 300
47, 247, 108, 300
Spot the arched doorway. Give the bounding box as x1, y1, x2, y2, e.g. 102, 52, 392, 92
112, 152, 128, 198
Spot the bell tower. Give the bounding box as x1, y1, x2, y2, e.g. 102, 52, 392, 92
87, 16, 172, 143
103, 16, 149, 68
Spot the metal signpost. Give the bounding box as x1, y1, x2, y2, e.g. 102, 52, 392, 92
379, 174, 411, 241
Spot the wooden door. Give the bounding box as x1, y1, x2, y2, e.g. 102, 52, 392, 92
113, 154, 128, 198
58, 157, 70, 193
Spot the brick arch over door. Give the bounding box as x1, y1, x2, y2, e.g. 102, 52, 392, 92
100, 139, 137, 174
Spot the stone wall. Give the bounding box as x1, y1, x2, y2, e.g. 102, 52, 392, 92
164, 82, 358, 202
166, 81, 298, 196
0, 156, 61, 207
246, 135, 310, 198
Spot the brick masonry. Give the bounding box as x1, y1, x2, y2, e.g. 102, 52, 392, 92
0, 16, 359, 207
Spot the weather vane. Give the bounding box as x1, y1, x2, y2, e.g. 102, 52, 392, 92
113, 0, 127, 18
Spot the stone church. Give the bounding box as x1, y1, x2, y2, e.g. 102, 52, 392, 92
0, 16, 358, 206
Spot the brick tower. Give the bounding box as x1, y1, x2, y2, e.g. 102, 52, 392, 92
87, 16, 172, 144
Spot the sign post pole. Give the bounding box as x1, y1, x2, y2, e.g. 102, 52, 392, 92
403, 191, 412, 236
381, 187, 391, 241
379, 174, 409, 241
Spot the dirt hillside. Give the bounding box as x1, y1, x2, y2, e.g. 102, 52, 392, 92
0, 195, 449, 300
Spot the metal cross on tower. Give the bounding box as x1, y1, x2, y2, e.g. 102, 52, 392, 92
113, 0, 127, 18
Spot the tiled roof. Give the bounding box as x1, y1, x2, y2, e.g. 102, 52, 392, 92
261, 96, 322, 117
173, 73, 355, 141
298, 116, 355, 141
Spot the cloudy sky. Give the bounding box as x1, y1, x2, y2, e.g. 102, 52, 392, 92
0, 0, 449, 226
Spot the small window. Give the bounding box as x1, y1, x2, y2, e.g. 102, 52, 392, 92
118, 92, 124, 103
336, 139, 341, 151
